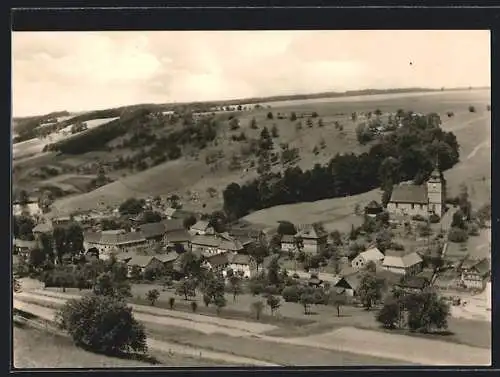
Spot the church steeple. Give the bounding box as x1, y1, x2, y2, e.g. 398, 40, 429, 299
429, 155, 441, 183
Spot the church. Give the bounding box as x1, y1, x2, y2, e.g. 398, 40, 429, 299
386, 168, 444, 219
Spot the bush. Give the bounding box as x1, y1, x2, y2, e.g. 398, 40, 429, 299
146, 289, 160, 306
168, 297, 175, 309
56, 295, 147, 355
467, 223, 480, 236
468, 105, 476, 113
282, 285, 301, 303
411, 214, 426, 222
190, 301, 198, 313
429, 213, 440, 223
446, 111, 454, 118
448, 227, 468, 243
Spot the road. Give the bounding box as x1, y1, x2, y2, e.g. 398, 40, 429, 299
13, 298, 279, 367
14, 290, 491, 366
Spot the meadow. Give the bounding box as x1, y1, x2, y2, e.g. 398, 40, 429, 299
18, 89, 490, 223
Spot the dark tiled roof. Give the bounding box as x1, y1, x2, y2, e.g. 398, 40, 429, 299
162, 219, 185, 232
462, 258, 490, 276
191, 220, 211, 231
207, 252, 230, 267
156, 251, 179, 263
138, 222, 166, 238
296, 225, 328, 240
165, 229, 192, 243
84, 231, 146, 246
127, 255, 159, 267
389, 184, 428, 204
13, 239, 38, 249
281, 234, 296, 243
229, 253, 251, 265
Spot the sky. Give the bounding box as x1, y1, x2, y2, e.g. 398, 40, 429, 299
12, 30, 490, 117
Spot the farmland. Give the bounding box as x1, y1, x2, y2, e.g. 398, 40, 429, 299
13, 89, 490, 222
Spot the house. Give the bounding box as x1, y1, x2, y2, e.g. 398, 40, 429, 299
164, 229, 192, 251
460, 258, 490, 290
334, 270, 363, 296
281, 234, 297, 252
125, 255, 165, 276
13, 197, 42, 217
364, 201, 383, 217
226, 253, 254, 278
13, 239, 38, 256
189, 220, 213, 236
137, 222, 167, 244
156, 251, 180, 270
162, 219, 185, 232
164, 207, 195, 221
351, 247, 385, 270
205, 252, 230, 273
190, 233, 243, 256
396, 275, 431, 293
83, 229, 148, 259
32, 220, 54, 235
295, 224, 328, 254
382, 251, 423, 276
227, 221, 267, 243
387, 167, 444, 218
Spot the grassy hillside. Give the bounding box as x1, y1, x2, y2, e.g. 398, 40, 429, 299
15, 89, 489, 221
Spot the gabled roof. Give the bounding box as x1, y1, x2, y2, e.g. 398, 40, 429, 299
206, 252, 230, 267
461, 258, 490, 276
156, 251, 179, 263
281, 234, 296, 244
138, 222, 166, 238
84, 230, 146, 246
191, 220, 211, 231
13, 239, 38, 249
340, 266, 357, 277
382, 252, 422, 268
165, 229, 191, 243
228, 253, 251, 265
335, 273, 362, 291
365, 200, 382, 210
296, 225, 328, 239
398, 275, 429, 290
358, 247, 385, 262
191, 233, 243, 251
32, 221, 53, 233
162, 219, 185, 232
127, 255, 159, 268
389, 184, 428, 204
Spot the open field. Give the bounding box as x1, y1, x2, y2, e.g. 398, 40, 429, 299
13, 116, 119, 160
14, 289, 490, 366
21, 280, 492, 350
13, 324, 232, 368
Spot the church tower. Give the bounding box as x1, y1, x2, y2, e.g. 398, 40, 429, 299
427, 163, 444, 217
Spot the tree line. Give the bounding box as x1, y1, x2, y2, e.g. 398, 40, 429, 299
223, 111, 459, 219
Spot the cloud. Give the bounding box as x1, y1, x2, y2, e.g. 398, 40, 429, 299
12, 30, 490, 116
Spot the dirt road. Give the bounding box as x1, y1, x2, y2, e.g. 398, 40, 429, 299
14, 290, 491, 366
13, 299, 279, 367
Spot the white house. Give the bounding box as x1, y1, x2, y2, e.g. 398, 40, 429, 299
226, 253, 254, 279
382, 251, 423, 276
295, 225, 328, 254
13, 199, 42, 217
83, 229, 148, 259
281, 234, 297, 252
387, 168, 444, 218
460, 258, 490, 290
190, 233, 243, 256
351, 247, 385, 270
189, 220, 214, 236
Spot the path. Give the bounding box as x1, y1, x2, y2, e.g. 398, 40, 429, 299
13, 299, 279, 367
14, 290, 491, 366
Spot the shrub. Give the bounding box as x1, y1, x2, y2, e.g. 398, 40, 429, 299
446, 111, 454, 118
168, 297, 175, 309
411, 214, 426, 222
282, 285, 301, 303
429, 213, 440, 223
467, 223, 480, 236
468, 105, 476, 113
448, 227, 468, 243
146, 289, 160, 306
250, 301, 265, 320
56, 295, 147, 355
190, 301, 198, 313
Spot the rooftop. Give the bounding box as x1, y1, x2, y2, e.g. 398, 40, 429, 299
389, 184, 428, 204
382, 251, 423, 268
